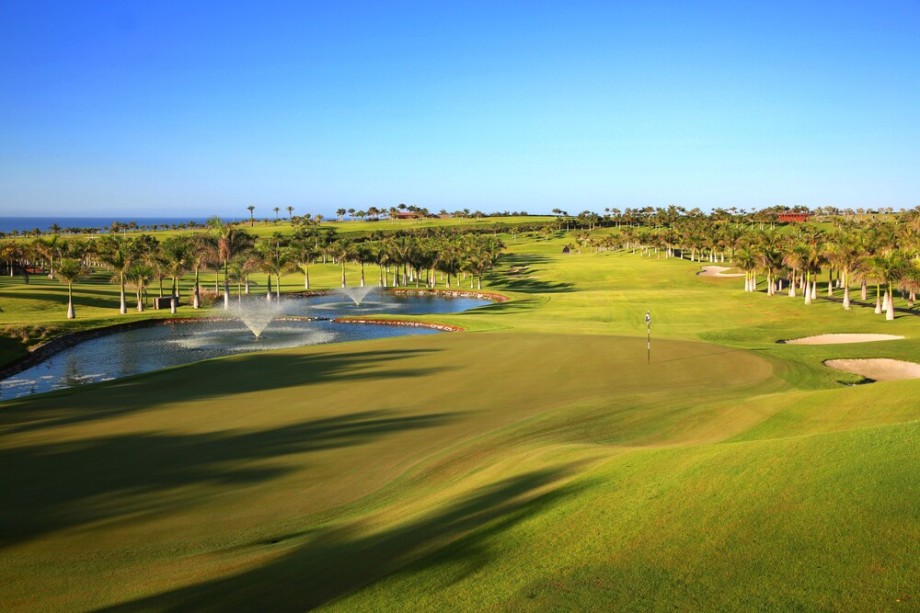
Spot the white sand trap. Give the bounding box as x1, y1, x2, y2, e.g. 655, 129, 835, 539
697, 266, 744, 277
825, 358, 920, 382
784, 334, 904, 345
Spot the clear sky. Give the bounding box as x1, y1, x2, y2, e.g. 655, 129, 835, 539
1, 0, 918, 218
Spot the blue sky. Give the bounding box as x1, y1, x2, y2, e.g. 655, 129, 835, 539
1, 0, 918, 218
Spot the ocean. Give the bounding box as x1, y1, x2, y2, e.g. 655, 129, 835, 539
0, 217, 240, 235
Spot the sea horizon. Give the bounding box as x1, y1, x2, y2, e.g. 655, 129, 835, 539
0, 216, 246, 235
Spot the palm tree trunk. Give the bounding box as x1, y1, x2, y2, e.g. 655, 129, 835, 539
120, 274, 127, 314
842, 272, 851, 310
67, 283, 75, 319
193, 267, 201, 309
223, 264, 230, 309
886, 284, 895, 320
266, 275, 273, 301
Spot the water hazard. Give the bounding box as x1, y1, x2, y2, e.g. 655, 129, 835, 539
1, 292, 490, 399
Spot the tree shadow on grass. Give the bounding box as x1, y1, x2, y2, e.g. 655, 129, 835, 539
815, 295, 919, 318
106, 465, 593, 612
0, 347, 448, 435
0, 409, 458, 548
499, 253, 554, 267
6, 284, 126, 309
490, 276, 575, 294
466, 296, 549, 315
490, 257, 574, 295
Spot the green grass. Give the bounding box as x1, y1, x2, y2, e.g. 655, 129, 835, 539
0, 234, 917, 610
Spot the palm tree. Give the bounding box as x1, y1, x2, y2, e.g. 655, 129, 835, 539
824, 237, 861, 310
435, 243, 462, 288
123, 234, 162, 302
329, 239, 354, 287
32, 235, 63, 279
125, 263, 153, 312
734, 247, 758, 291
798, 226, 826, 305
254, 234, 289, 301
753, 229, 783, 295
288, 237, 319, 289
227, 254, 259, 301
96, 235, 133, 314
160, 235, 192, 313
247, 205, 256, 227
0, 239, 23, 278
189, 233, 215, 309
209, 217, 254, 309
354, 242, 375, 287
462, 236, 504, 289
388, 236, 414, 286
375, 238, 393, 287
880, 250, 914, 321
287, 206, 294, 220
55, 258, 87, 319
866, 252, 909, 320
782, 242, 808, 298
273, 206, 280, 222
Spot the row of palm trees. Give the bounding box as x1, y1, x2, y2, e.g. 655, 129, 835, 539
0, 218, 505, 318
583, 208, 920, 320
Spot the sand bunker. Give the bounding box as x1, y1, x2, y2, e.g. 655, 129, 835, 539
783, 334, 904, 345
825, 358, 920, 382
697, 266, 744, 277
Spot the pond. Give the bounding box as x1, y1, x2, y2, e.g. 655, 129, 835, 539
1, 291, 490, 399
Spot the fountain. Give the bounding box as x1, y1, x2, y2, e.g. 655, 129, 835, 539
231, 298, 287, 338
338, 286, 377, 307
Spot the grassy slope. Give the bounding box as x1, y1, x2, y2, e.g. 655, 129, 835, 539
0, 235, 918, 610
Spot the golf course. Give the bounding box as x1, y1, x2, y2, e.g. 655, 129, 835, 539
0, 223, 918, 610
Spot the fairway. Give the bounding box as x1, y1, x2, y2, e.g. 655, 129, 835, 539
1, 245, 918, 610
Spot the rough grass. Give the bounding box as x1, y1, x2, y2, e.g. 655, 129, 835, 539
0, 234, 918, 610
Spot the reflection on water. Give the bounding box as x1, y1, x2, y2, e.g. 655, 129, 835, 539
1, 293, 488, 399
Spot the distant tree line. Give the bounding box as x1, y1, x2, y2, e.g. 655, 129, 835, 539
568, 206, 920, 320
0, 218, 505, 318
